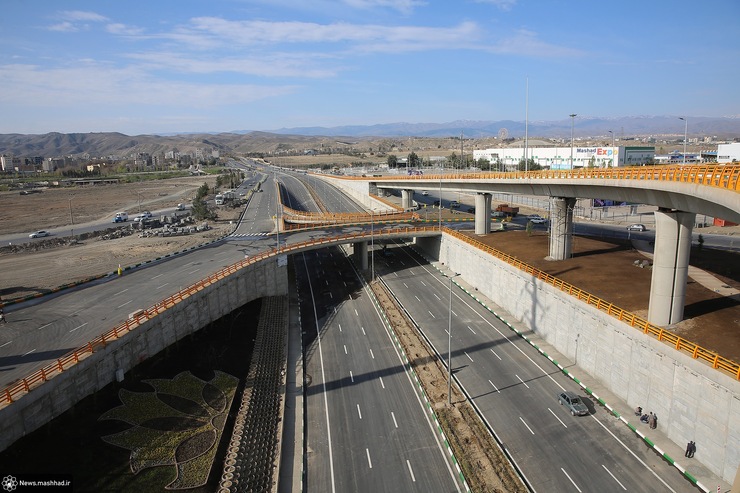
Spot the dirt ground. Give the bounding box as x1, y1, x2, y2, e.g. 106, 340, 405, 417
0, 176, 241, 301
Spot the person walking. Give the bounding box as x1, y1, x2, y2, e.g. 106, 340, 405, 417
0, 307, 6, 324
685, 441, 692, 457
688, 441, 696, 458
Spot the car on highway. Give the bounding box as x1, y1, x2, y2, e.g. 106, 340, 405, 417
29, 230, 50, 238
421, 190, 429, 196
529, 216, 547, 224
557, 391, 589, 416
627, 223, 646, 232
133, 211, 153, 222
432, 200, 441, 206
450, 200, 460, 208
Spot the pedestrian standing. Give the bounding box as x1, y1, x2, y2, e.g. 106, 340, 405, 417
647, 412, 654, 428
689, 441, 696, 458
0, 307, 5, 324
685, 441, 692, 457
652, 413, 658, 429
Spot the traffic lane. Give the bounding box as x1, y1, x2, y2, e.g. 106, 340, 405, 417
381, 243, 694, 492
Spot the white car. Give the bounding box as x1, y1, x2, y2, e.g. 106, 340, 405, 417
529, 217, 547, 224
134, 211, 153, 222
29, 230, 50, 238
421, 190, 429, 196
627, 223, 646, 232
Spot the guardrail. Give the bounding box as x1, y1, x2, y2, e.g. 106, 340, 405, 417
444, 227, 740, 381
331, 164, 740, 192
0, 226, 440, 407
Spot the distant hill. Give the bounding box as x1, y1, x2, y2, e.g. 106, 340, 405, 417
2, 116, 739, 158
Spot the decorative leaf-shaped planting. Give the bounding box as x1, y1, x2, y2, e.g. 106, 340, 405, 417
100, 371, 238, 490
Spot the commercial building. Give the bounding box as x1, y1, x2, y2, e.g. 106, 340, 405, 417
473, 146, 655, 170
717, 142, 740, 163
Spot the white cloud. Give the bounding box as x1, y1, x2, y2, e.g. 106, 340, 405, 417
106, 23, 145, 36
0, 64, 297, 108
474, 0, 518, 10
341, 0, 425, 14
48, 21, 78, 33
59, 11, 109, 22
488, 29, 583, 57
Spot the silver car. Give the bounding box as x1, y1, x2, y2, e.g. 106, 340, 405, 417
29, 230, 50, 238
558, 391, 589, 416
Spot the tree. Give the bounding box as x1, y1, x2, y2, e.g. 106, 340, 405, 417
196, 183, 210, 200
190, 197, 217, 221
407, 151, 421, 168
387, 154, 398, 168
517, 158, 542, 171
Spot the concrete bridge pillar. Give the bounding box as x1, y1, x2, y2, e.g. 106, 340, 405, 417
354, 241, 368, 270
474, 193, 492, 235
548, 197, 577, 260
401, 189, 414, 210
648, 209, 696, 326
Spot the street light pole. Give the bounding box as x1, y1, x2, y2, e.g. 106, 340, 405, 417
608, 130, 614, 167
679, 117, 688, 165
68, 195, 74, 237
569, 113, 577, 170
370, 209, 375, 281
445, 272, 460, 405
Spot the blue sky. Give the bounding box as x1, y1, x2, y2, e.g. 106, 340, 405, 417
1, 0, 738, 135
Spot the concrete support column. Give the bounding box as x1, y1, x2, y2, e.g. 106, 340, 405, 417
474, 193, 492, 235
401, 189, 414, 210
354, 241, 368, 270
548, 197, 577, 260
648, 209, 695, 326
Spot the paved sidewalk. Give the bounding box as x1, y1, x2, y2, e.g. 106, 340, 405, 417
443, 267, 732, 493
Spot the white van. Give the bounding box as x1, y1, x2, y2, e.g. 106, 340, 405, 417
113, 212, 129, 223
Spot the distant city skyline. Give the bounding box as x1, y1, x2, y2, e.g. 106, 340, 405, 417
2, 1, 739, 135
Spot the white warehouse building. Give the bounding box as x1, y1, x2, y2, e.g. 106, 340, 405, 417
717, 142, 740, 163
472, 146, 655, 170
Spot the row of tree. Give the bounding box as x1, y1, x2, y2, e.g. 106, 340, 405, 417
386, 153, 544, 171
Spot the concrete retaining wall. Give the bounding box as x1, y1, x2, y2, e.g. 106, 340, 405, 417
0, 258, 288, 452
416, 233, 740, 483
314, 175, 392, 211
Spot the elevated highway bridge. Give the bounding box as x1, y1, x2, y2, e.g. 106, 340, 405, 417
320, 164, 740, 326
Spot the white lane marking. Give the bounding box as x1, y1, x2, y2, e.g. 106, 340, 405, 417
519, 416, 535, 435
407, 268, 413, 274
433, 293, 441, 301
415, 296, 421, 302
23, 349, 36, 357
488, 379, 500, 393
393, 272, 399, 277
428, 310, 435, 318
404, 282, 409, 289
338, 324, 342, 332
515, 374, 530, 389
151, 273, 164, 279
156, 283, 169, 290
391, 412, 398, 428
117, 300, 133, 309
369, 349, 375, 359
561, 468, 582, 492
361, 326, 366, 336
490, 348, 502, 360
113, 288, 129, 296
601, 465, 627, 490
334, 307, 337, 314
187, 268, 200, 274
451, 310, 458, 317
420, 280, 427, 287
467, 325, 476, 334
379, 376, 385, 389
343, 281, 347, 287
69, 322, 88, 333
328, 292, 333, 299
350, 371, 354, 383
357, 404, 362, 419
354, 309, 358, 316
465, 351, 473, 362
407, 460, 416, 482
37, 322, 53, 331
325, 279, 329, 285
366, 448, 373, 469
344, 345, 348, 355
548, 408, 568, 428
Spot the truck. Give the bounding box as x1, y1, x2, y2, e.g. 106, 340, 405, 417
214, 190, 236, 205
112, 212, 129, 223
495, 204, 519, 217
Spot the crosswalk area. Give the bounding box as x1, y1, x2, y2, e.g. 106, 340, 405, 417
230, 232, 271, 239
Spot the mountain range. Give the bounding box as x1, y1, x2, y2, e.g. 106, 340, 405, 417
1, 116, 738, 158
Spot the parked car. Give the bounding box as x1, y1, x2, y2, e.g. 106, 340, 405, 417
29, 230, 50, 238
627, 223, 646, 232
557, 391, 589, 416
